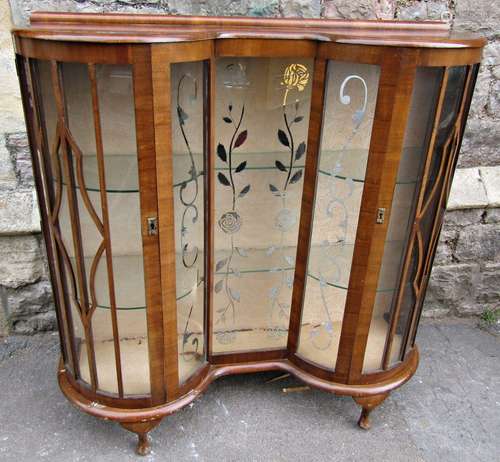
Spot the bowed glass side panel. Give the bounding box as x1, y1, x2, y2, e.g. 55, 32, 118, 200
212, 58, 313, 354
297, 61, 381, 370
362, 67, 443, 373
36, 60, 150, 396
170, 61, 206, 383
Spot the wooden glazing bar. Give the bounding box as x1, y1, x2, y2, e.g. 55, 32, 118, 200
151, 48, 179, 400
133, 44, 166, 405
380, 67, 450, 371
203, 58, 213, 362
335, 49, 418, 382
50, 60, 99, 391
88, 63, 125, 398
402, 65, 475, 354
207, 55, 216, 360
29, 58, 80, 379
17, 55, 71, 371
287, 52, 326, 355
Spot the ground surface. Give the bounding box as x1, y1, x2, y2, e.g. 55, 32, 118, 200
0, 319, 499, 462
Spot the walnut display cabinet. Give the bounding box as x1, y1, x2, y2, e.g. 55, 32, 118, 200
13, 12, 485, 455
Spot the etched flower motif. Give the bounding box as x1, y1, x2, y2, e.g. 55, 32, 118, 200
218, 211, 242, 234
282, 64, 310, 92
275, 208, 297, 232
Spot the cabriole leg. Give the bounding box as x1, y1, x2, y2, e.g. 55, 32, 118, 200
120, 419, 162, 456
353, 393, 389, 430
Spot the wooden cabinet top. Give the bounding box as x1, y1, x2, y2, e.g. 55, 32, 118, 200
13, 12, 486, 49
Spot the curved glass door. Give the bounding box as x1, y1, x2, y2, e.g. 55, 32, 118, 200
297, 61, 380, 369
36, 60, 150, 396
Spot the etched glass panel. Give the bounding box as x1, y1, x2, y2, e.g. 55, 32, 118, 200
363, 67, 443, 372
212, 58, 313, 353
171, 61, 206, 382
297, 61, 380, 369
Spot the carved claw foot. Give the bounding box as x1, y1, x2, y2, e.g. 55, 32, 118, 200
353, 393, 389, 430
121, 419, 162, 456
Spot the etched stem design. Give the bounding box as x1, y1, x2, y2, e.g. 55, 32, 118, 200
176, 73, 202, 360
309, 74, 368, 350
215, 103, 250, 344
267, 64, 310, 338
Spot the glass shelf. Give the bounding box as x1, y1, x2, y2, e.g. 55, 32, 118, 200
54, 147, 421, 194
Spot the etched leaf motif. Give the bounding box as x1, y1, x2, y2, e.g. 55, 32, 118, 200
277, 129, 290, 147
275, 160, 287, 172
295, 142, 306, 160
266, 245, 276, 256
284, 255, 295, 266
290, 169, 303, 184
214, 280, 224, 293
229, 288, 240, 302
177, 106, 188, 124
216, 258, 228, 272
235, 161, 247, 173
223, 116, 232, 124
294, 116, 304, 123
285, 274, 294, 288
269, 184, 279, 194
236, 247, 248, 257
319, 275, 327, 288
217, 172, 231, 187
238, 184, 251, 198
325, 321, 333, 334
217, 143, 227, 162
269, 286, 279, 299
234, 130, 248, 148
232, 268, 241, 278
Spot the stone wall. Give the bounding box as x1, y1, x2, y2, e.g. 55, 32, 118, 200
0, 0, 499, 335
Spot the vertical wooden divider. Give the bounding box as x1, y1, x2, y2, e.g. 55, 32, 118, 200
287, 51, 326, 355
335, 49, 417, 383
88, 63, 125, 398
132, 45, 166, 405
152, 42, 215, 398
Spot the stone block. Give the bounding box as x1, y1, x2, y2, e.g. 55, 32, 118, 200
454, 223, 500, 263
442, 208, 483, 228
475, 262, 500, 307
0, 234, 47, 288
459, 118, 500, 168
5, 132, 33, 188
447, 167, 488, 210
425, 263, 481, 315
433, 228, 457, 266
322, 0, 377, 19
483, 208, 500, 224
0, 189, 41, 234
468, 66, 490, 118
397, 1, 450, 21
480, 166, 500, 207
281, 0, 321, 18
454, 0, 500, 38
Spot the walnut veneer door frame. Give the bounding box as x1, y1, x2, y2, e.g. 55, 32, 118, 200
13, 37, 166, 408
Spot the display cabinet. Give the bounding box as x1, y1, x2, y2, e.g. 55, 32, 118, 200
13, 12, 485, 455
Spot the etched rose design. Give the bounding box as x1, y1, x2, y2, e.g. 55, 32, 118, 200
218, 211, 242, 234
275, 208, 297, 232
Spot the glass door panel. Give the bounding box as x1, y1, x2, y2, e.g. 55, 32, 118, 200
212, 58, 313, 354
37, 60, 150, 395
170, 61, 206, 383
297, 61, 380, 369
363, 67, 443, 372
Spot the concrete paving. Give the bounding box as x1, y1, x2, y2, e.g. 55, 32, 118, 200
0, 319, 498, 462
